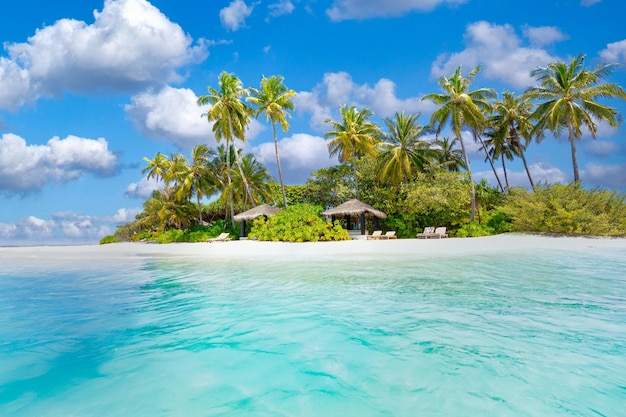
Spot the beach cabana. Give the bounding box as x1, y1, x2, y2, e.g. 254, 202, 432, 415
233, 204, 282, 239
322, 198, 386, 238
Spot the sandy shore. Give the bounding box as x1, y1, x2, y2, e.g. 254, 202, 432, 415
1, 234, 625, 263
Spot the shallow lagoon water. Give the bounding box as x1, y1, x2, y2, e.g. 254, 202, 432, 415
1, 238, 625, 416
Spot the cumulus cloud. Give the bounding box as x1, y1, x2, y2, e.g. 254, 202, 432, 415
431, 21, 560, 88
475, 162, 568, 189
125, 177, 161, 199
326, 0, 467, 21
125, 85, 264, 150
522, 25, 568, 46
599, 39, 626, 65
582, 162, 626, 189
220, 0, 254, 31
268, 0, 295, 17
0, 133, 119, 195
0, 0, 207, 110
294, 71, 432, 131
583, 140, 620, 158
253, 133, 334, 184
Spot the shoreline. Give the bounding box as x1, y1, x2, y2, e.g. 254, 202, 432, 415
1, 234, 625, 263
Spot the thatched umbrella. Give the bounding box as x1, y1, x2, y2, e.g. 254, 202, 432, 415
322, 198, 386, 236
233, 204, 282, 238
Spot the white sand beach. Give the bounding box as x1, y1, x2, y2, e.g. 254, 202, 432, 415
1, 234, 625, 263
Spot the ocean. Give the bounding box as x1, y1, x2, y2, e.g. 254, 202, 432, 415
1, 237, 625, 416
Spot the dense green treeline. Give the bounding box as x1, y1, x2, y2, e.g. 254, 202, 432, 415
102, 54, 626, 243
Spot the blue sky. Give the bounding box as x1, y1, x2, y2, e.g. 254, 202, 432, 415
1, 0, 625, 245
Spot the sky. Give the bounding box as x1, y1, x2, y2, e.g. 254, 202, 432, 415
1, 0, 625, 245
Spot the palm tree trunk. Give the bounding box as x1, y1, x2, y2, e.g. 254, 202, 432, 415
232, 142, 256, 206
225, 140, 236, 230
458, 135, 476, 222
475, 133, 505, 192
272, 123, 288, 208
519, 150, 535, 190
353, 157, 359, 200
568, 124, 580, 183
502, 156, 509, 191
196, 192, 203, 224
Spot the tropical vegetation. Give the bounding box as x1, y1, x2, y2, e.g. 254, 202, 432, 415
101, 55, 626, 244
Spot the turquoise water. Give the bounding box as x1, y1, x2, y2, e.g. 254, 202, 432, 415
1, 244, 625, 416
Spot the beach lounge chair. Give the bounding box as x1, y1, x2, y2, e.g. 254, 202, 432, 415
367, 230, 383, 240
433, 227, 448, 239
207, 232, 231, 243
382, 231, 397, 239
416, 227, 435, 238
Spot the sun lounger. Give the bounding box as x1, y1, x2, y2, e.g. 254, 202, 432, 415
382, 231, 397, 239
416, 227, 435, 238
207, 232, 231, 242
433, 227, 448, 238
367, 230, 383, 240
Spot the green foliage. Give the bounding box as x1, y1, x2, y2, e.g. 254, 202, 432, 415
456, 222, 494, 238
486, 211, 513, 234
99, 235, 119, 245
500, 183, 626, 236
248, 203, 350, 242
303, 165, 356, 208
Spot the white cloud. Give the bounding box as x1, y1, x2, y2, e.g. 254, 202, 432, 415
220, 0, 254, 31
0, 0, 207, 110
522, 25, 568, 46
431, 21, 560, 88
0, 208, 141, 245
253, 133, 334, 183
294, 71, 432, 131
581, 0, 602, 6
599, 39, 626, 65
125, 86, 264, 150
125, 177, 161, 199
126, 86, 214, 149
581, 162, 626, 189
475, 162, 568, 189
268, 0, 295, 17
0, 133, 119, 195
326, 0, 467, 21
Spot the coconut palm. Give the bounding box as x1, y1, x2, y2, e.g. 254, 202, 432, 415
489, 91, 536, 189
480, 130, 515, 190
523, 54, 626, 183
232, 152, 274, 207
377, 111, 435, 184
324, 105, 381, 199
433, 137, 465, 172
170, 145, 218, 224
198, 71, 255, 228
142, 152, 171, 195
422, 65, 496, 221
248, 75, 296, 208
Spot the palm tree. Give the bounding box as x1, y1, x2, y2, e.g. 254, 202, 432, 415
422, 65, 496, 221
248, 75, 296, 208
198, 71, 255, 228
489, 91, 536, 189
142, 152, 171, 196
171, 145, 218, 224
481, 129, 515, 190
523, 54, 626, 183
433, 137, 465, 172
232, 152, 274, 207
324, 105, 381, 199
377, 111, 435, 184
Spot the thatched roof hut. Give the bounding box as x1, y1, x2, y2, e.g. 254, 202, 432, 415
234, 204, 282, 222
322, 199, 386, 236
233, 204, 282, 238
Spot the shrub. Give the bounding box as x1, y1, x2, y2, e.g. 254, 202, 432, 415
499, 183, 626, 236
248, 203, 350, 242
486, 211, 513, 234
99, 235, 119, 245
455, 221, 494, 238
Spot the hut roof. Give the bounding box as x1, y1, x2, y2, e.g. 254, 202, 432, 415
321, 198, 387, 219
233, 204, 282, 222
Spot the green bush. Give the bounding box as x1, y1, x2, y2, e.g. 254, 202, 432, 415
486, 211, 513, 234
248, 203, 350, 242
499, 183, 626, 236
99, 235, 119, 245
455, 221, 494, 238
